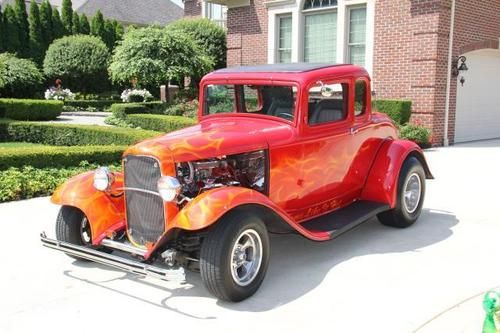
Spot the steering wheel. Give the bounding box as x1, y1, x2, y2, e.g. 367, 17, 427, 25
276, 112, 294, 121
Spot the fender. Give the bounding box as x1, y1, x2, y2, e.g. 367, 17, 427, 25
360, 139, 433, 208
51, 171, 126, 245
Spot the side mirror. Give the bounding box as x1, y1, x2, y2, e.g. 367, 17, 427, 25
318, 81, 334, 97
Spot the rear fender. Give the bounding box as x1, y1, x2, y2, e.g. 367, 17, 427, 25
360, 139, 433, 208
51, 171, 126, 245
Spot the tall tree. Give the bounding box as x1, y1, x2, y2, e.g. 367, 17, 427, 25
39, 0, 53, 49
102, 19, 115, 49
72, 12, 81, 34
79, 14, 90, 35
90, 10, 105, 39
61, 0, 72, 35
0, 5, 4, 52
51, 8, 64, 40
14, 0, 30, 57
28, 0, 43, 63
3, 5, 20, 53
113, 20, 124, 42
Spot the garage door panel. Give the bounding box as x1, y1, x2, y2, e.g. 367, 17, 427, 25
455, 49, 500, 143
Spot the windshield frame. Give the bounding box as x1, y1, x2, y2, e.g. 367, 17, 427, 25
200, 79, 301, 125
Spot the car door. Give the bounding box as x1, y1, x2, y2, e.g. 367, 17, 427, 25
289, 78, 362, 221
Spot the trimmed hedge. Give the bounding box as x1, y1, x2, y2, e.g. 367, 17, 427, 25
64, 99, 120, 110
127, 114, 196, 132
372, 100, 411, 125
110, 101, 165, 118
0, 163, 120, 202
399, 124, 431, 148
0, 120, 160, 146
0, 99, 63, 120
0, 145, 126, 170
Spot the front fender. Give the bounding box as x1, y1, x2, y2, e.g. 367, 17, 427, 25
360, 139, 433, 208
51, 171, 125, 245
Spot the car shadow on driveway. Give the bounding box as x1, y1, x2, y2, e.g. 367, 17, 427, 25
63, 208, 458, 315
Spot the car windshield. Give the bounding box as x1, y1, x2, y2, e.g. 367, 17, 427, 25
203, 84, 297, 121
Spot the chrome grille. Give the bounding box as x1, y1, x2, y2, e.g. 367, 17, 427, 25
124, 155, 165, 246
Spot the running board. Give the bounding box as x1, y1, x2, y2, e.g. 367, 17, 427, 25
301, 200, 390, 240
40, 232, 185, 282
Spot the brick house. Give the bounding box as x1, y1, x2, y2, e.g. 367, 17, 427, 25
185, 0, 500, 145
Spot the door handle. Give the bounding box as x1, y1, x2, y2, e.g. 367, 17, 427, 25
350, 127, 359, 135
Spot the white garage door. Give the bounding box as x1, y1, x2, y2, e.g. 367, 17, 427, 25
455, 49, 500, 143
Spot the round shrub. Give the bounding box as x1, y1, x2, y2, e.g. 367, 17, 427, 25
0, 53, 44, 98
43, 35, 110, 93
399, 124, 431, 147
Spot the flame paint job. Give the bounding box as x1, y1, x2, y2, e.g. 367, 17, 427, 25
51, 64, 432, 248
51, 172, 126, 245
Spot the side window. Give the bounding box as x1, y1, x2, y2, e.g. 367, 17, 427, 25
308, 82, 348, 125
205, 85, 235, 115
242, 85, 261, 112
355, 80, 367, 116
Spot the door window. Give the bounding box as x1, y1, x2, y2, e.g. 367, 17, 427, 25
308, 82, 348, 125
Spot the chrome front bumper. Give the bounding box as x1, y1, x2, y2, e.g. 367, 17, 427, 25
40, 232, 185, 282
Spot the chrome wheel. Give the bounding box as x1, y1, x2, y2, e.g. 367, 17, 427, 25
403, 173, 421, 214
230, 229, 263, 287
80, 216, 92, 245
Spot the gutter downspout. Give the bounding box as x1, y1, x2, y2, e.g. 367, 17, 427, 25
443, 0, 456, 146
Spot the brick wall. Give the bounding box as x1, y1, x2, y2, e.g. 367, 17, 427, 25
184, 0, 202, 17
373, 0, 500, 145
226, 0, 268, 66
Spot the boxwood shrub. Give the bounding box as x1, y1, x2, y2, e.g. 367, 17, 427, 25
64, 99, 120, 111
0, 145, 126, 170
0, 99, 63, 120
110, 101, 166, 118
399, 124, 431, 148
0, 120, 160, 146
372, 100, 411, 125
126, 114, 196, 132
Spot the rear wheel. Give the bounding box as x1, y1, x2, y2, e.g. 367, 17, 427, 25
377, 157, 426, 228
200, 213, 270, 302
55, 206, 94, 260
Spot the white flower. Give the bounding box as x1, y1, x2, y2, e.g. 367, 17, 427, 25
121, 88, 153, 102
44, 87, 75, 101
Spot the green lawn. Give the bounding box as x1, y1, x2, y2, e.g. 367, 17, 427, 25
0, 142, 46, 149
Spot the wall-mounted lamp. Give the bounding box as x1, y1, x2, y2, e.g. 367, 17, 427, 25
452, 55, 468, 86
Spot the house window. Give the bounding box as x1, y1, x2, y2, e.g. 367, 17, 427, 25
347, 7, 367, 66
277, 15, 292, 63
304, 12, 337, 63
204, 2, 227, 28
303, 0, 337, 11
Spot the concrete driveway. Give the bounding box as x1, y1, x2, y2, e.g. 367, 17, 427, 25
1, 139, 500, 333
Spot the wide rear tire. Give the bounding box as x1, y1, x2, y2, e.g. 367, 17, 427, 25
377, 157, 426, 228
200, 213, 270, 302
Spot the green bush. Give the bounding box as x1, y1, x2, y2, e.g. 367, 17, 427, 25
110, 101, 165, 118
0, 120, 160, 145
0, 162, 120, 202
127, 114, 196, 132
0, 99, 62, 120
164, 99, 198, 118
43, 35, 110, 93
64, 99, 119, 111
0, 53, 44, 98
0, 145, 125, 169
399, 124, 431, 147
372, 100, 412, 125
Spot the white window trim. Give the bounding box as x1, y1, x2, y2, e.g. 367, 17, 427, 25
267, 0, 374, 76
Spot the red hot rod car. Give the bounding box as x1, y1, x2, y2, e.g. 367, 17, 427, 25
41, 63, 432, 302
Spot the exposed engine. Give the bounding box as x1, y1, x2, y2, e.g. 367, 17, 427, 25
176, 150, 267, 199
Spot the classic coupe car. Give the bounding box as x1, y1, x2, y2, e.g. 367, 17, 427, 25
41, 63, 432, 302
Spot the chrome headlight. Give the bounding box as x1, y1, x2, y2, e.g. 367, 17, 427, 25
93, 167, 114, 191
157, 176, 182, 202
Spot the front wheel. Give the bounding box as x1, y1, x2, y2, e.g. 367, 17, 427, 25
200, 213, 270, 302
55, 206, 94, 260
377, 156, 426, 228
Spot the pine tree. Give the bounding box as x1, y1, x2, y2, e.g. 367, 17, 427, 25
79, 13, 90, 35
90, 10, 105, 39
102, 19, 115, 49
112, 19, 124, 42
3, 5, 20, 53
51, 8, 64, 40
0, 5, 4, 52
14, 0, 30, 57
28, 0, 43, 63
39, 0, 53, 49
61, 0, 73, 35
72, 12, 81, 34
